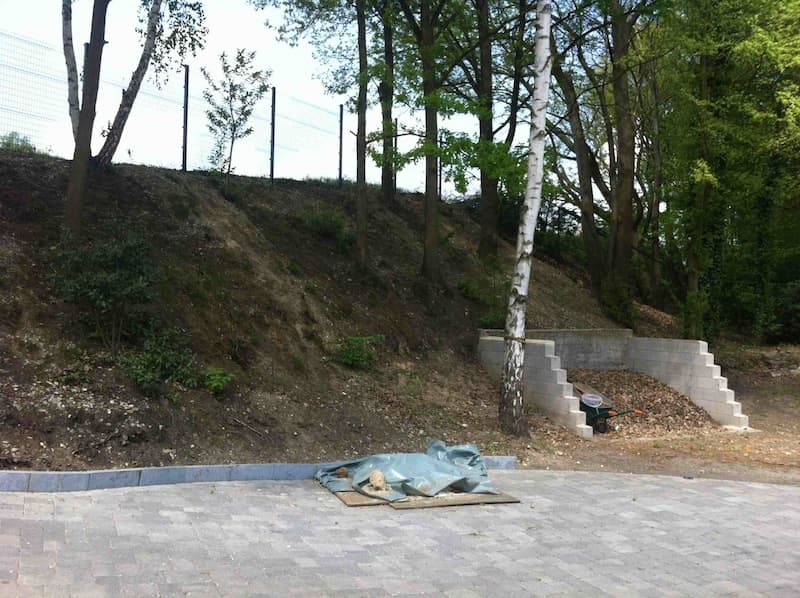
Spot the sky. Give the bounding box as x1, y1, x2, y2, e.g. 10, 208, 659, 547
0, 0, 477, 193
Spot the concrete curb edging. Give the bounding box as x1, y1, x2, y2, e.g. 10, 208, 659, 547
0, 456, 517, 492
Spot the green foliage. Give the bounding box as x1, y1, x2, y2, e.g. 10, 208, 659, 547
478, 308, 506, 329
457, 272, 510, 328
300, 204, 354, 251
601, 274, 635, 329
204, 367, 235, 396
683, 290, 709, 340
336, 335, 384, 368
300, 204, 345, 237
202, 49, 270, 175
53, 226, 155, 358
773, 281, 800, 342
0, 131, 39, 153
121, 328, 199, 398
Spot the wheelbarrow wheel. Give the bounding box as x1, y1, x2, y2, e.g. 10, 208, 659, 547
594, 420, 608, 434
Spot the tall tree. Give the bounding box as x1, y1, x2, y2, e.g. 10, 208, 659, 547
396, 0, 453, 281
500, 0, 552, 436
61, 1, 207, 167
61, 0, 81, 141
356, 0, 369, 266
64, 0, 111, 235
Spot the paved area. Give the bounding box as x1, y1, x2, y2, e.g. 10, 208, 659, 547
0, 470, 798, 597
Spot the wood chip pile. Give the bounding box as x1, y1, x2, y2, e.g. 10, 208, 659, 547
568, 369, 717, 437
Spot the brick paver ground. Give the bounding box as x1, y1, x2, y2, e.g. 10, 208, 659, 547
0, 470, 798, 597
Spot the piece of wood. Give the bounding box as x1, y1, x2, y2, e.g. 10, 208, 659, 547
389, 491, 520, 510
334, 491, 387, 507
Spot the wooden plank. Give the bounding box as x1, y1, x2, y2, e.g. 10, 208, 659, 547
389, 492, 519, 510
334, 491, 387, 507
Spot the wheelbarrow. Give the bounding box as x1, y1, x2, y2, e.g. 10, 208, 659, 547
577, 391, 644, 433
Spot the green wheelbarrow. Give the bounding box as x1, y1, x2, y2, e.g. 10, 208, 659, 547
577, 392, 644, 434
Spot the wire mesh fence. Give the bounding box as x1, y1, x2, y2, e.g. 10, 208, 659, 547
0, 29, 345, 181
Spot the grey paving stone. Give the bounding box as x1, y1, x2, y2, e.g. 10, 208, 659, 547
28, 472, 89, 493
0, 471, 798, 596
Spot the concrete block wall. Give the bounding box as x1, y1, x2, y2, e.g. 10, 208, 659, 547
477, 335, 592, 439
477, 330, 749, 435
627, 337, 748, 428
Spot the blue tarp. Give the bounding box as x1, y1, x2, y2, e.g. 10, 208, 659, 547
315, 440, 498, 502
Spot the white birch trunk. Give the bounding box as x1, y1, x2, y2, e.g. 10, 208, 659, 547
499, 0, 553, 436
62, 0, 81, 141
95, 0, 163, 166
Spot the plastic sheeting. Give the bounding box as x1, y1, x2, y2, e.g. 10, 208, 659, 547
315, 440, 498, 502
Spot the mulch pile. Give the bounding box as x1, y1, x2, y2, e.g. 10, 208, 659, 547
568, 369, 717, 437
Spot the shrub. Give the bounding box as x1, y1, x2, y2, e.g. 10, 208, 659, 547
121, 328, 199, 398
0, 131, 39, 153
53, 226, 155, 359
336, 335, 384, 368
301, 204, 346, 239
204, 367, 235, 396
601, 273, 635, 328
682, 289, 709, 340
773, 280, 800, 342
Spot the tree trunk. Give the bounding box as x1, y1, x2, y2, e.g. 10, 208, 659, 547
420, 0, 439, 281
648, 69, 663, 305
62, 0, 81, 142
95, 0, 163, 167
65, 0, 111, 235
379, 0, 395, 204
500, 0, 552, 437
477, 0, 499, 261
608, 0, 635, 283
356, 0, 368, 268
552, 52, 604, 296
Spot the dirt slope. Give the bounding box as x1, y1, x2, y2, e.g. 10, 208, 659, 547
1, 151, 798, 486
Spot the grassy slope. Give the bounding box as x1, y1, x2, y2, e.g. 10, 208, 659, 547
0, 151, 632, 470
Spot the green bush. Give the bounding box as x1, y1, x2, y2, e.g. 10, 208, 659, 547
53, 226, 155, 358
336, 335, 384, 368
601, 273, 635, 328
457, 273, 510, 328
479, 308, 506, 328
773, 280, 800, 342
121, 328, 199, 398
0, 131, 39, 153
682, 289, 709, 340
204, 367, 235, 396
301, 204, 346, 238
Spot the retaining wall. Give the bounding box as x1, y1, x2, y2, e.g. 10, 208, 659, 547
477, 335, 593, 439
477, 330, 748, 437
627, 337, 748, 428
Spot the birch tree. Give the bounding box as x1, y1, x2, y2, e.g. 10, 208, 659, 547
499, 0, 552, 436
61, 0, 207, 166
62, 0, 81, 141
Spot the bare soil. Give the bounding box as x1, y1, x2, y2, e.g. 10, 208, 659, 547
1, 152, 798, 486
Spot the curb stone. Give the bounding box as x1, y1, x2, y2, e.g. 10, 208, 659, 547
0, 456, 516, 492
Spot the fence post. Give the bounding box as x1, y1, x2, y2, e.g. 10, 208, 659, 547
269, 86, 276, 183
394, 118, 398, 195
181, 64, 189, 172
438, 132, 443, 201
338, 103, 344, 188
